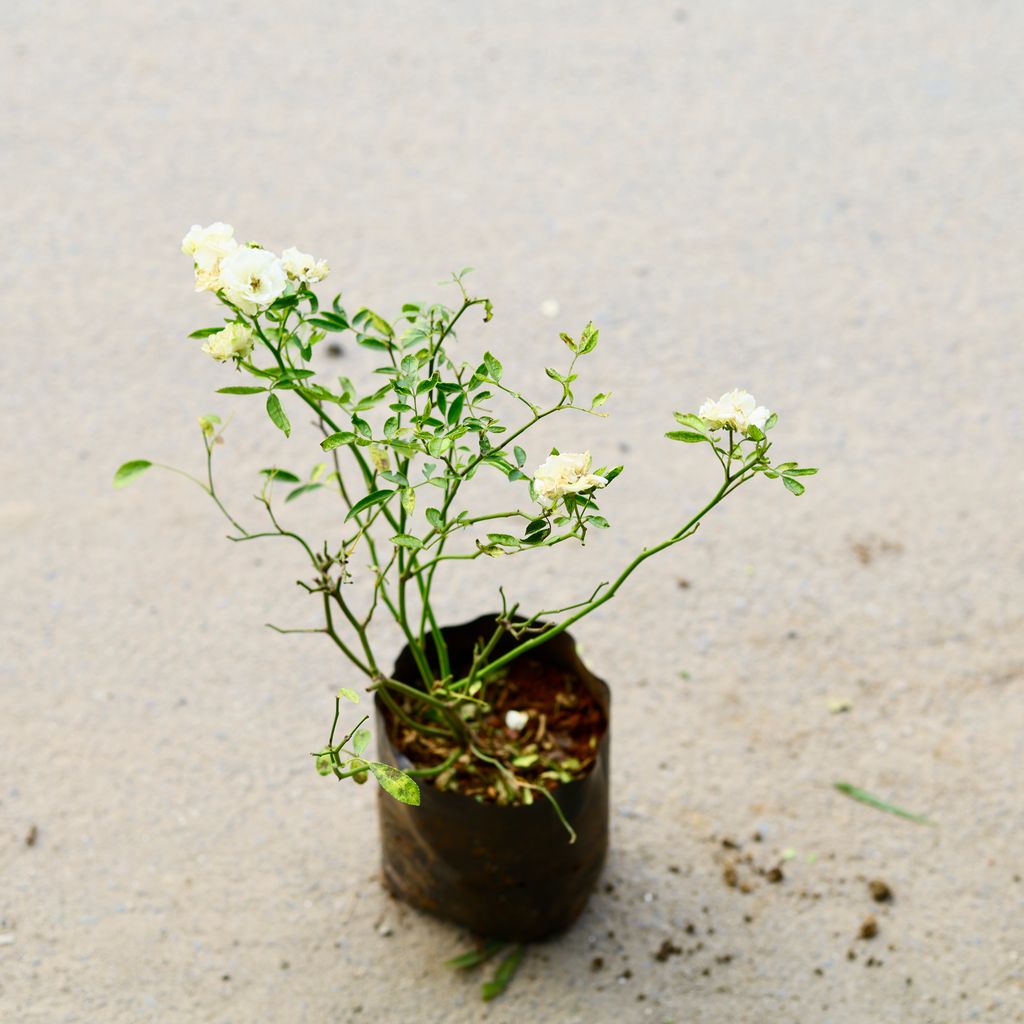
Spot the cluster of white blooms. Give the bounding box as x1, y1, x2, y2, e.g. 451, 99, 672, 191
181, 222, 329, 316
217, 246, 288, 315
282, 246, 330, 284
698, 389, 770, 436
201, 322, 255, 362
532, 451, 608, 505
504, 709, 529, 732
181, 222, 238, 293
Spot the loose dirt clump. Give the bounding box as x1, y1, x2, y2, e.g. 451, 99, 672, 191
654, 939, 682, 962
868, 879, 893, 902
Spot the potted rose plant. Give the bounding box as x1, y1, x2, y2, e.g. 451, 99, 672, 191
117, 223, 816, 947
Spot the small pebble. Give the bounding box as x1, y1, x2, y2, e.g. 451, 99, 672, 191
868, 879, 893, 903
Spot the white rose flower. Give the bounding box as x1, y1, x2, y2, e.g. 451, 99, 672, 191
200, 322, 255, 362
504, 709, 529, 732
217, 246, 288, 314
181, 222, 238, 293
698, 389, 771, 436
532, 451, 608, 505
281, 246, 330, 284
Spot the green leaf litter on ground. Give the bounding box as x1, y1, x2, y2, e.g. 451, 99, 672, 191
444, 941, 525, 1001
481, 945, 525, 1001
444, 939, 506, 970
834, 782, 935, 825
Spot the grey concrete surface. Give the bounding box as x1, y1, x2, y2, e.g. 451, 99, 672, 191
2, 2, 1023, 1021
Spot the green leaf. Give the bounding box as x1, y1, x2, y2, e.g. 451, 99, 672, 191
481, 945, 525, 1002
512, 753, 539, 768
369, 762, 420, 805
544, 367, 564, 383
672, 412, 709, 435
578, 321, 599, 354
487, 533, 520, 547
188, 326, 227, 338
447, 393, 465, 426
591, 392, 610, 409
586, 515, 610, 528
445, 940, 506, 970
321, 431, 357, 450
345, 488, 393, 521
352, 728, 371, 756
307, 316, 348, 332
834, 782, 934, 825
782, 476, 805, 496
216, 385, 266, 395
559, 332, 576, 352
425, 508, 444, 530
272, 368, 316, 381
665, 430, 708, 443
352, 415, 372, 439
746, 425, 765, 441
391, 533, 424, 550
784, 467, 818, 477
113, 460, 152, 488
337, 687, 360, 703
285, 482, 323, 502
513, 445, 527, 468
765, 412, 779, 430
483, 351, 503, 381
266, 393, 290, 437
259, 467, 301, 483
354, 307, 394, 339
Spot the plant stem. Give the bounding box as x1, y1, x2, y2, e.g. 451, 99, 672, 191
463, 472, 747, 685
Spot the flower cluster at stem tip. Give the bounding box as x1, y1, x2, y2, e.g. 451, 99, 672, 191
532, 451, 607, 505
698, 389, 770, 437
182, 221, 329, 318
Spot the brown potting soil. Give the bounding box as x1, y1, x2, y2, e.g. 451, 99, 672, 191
386, 656, 607, 804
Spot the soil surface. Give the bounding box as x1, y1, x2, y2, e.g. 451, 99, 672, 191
388, 655, 607, 801
3, 3, 1023, 1023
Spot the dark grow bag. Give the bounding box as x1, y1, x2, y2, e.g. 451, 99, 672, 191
375, 614, 610, 942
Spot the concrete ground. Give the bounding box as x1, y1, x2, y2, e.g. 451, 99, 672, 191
2, 2, 1022, 1021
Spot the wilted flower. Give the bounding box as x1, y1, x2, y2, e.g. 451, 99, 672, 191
533, 451, 608, 505
698, 389, 770, 436
504, 709, 529, 732
201, 322, 255, 362
181, 222, 238, 293
218, 246, 288, 314
282, 246, 329, 284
